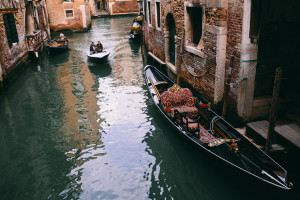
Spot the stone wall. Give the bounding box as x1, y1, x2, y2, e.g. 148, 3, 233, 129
47, 0, 91, 32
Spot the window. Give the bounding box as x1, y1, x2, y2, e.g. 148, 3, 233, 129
187, 6, 203, 45
3, 14, 19, 48
65, 10, 74, 18
62, 0, 74, 2
147, 1, 151, 24
155, 1, 161, 29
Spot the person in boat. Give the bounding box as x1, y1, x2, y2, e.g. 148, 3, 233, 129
57, 33, 68, 43
53, 33, 68, 45
95, 41, 103, 53
59, 33, 65, 40
90, 42, 96, 54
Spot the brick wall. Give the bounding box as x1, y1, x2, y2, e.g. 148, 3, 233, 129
144, 0, 246, 109
144, 0, 222, 102
0, 8, 28, 75
225, 0, 243, 111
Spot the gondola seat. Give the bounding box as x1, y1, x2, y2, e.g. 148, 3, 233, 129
161, 88, 199, 131
160, 88, 193, 107
172, 105, 198, 119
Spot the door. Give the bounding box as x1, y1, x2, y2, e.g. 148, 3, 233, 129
167, 14, 176, 65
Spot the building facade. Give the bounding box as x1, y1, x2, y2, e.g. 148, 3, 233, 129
47, 0, 91, 32
143, 0, 300, 121
0, 0, 50, 85
107, 0, 140, 15
89, 0, 108, 17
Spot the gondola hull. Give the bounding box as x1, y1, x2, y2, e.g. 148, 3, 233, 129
144, 65, 292, 190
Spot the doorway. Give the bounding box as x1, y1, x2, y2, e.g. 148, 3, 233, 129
166, 14, 176, 65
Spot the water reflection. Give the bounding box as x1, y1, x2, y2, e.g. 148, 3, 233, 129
54, 16, 149, 199
129, 38, 142, 54
1, 15, 299, 200
49, 50, 70, 65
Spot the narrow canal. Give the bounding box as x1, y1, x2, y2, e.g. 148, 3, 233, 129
0, 16, 297, 200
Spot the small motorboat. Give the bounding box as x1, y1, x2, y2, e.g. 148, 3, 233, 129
87, 47, 113, 60
144, 65, 293, 190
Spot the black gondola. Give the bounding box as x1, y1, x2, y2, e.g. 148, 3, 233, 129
129, 15, 143, 39
144, 65, 293, 190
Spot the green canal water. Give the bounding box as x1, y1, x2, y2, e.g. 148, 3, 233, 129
0, 16, 298, 200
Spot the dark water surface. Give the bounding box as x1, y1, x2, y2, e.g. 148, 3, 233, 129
0, 16, 298, 200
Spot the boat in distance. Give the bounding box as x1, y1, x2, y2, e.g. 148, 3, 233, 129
144, 65, 293, 190
48, 34, 69, 52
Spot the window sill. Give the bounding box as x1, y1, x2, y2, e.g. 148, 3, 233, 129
185, 45, 205, 58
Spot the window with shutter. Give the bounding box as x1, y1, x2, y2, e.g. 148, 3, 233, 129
3, 13, 19, 48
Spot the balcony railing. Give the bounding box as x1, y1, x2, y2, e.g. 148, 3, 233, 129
0, 0, 25, 12
26, 30, 43, 52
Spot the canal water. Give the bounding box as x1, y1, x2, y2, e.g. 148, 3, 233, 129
0, 16, 298, 200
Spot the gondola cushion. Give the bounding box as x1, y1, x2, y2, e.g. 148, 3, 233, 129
161, 88, 193, 107
173, 105, 198, 119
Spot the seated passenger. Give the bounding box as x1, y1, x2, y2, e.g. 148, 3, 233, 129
59, 33, 65, 40
90, 42, 95, 54
95, 41, 103, 53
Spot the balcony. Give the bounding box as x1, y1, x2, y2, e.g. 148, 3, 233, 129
0, 0, 25, 13
26, 30, 43, 52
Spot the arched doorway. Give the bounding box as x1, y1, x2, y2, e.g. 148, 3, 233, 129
166, 14, 176, 65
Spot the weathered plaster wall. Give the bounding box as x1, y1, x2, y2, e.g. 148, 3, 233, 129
47, 0, 91, 32
0, 8, 28, 75
89, 0, 98, 16
109, 0, 139, 15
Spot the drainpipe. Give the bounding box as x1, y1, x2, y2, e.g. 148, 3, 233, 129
164, 28, 170, 63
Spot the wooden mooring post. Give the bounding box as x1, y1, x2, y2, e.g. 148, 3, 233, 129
265, 68, 282, 153
176, 30, 185, 85
222, 52, 235, 118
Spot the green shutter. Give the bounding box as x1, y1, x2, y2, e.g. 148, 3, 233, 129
8, 14, 19, 44
3, 14, 13, 47
2, 14, 18, 47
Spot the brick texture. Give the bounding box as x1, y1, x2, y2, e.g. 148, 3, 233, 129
225, 0, 243, 111
0, 8, 28, 74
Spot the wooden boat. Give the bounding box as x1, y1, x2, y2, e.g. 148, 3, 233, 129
87, 47, 113, 60
144, 65, 293, 190
48, 39, 69, 52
